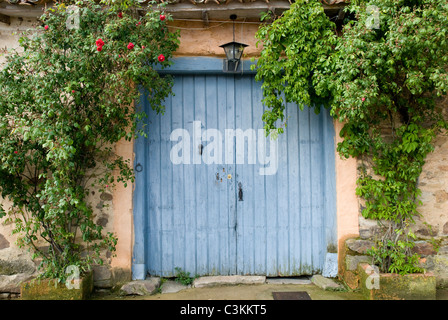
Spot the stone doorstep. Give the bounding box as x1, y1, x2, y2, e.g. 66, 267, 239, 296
310, 275, 344, 291
265, 277, 312, 285
193, 275, 266, 288
120, 277, 161, 296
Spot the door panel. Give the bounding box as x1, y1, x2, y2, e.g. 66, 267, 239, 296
136, 74, 336, 277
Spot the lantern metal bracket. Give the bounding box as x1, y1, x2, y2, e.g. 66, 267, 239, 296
219, 14, 248, 74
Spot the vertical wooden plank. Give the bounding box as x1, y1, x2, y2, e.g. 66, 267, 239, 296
194, 75, 208, 275
171, 76, 186, 274
217, 75, 231, 275
226, 75, 237, 275
146, 90, 162, 276
236, 76, 257, 275
323, 108, 337, 252
275, 102, 290, 276
160, 91, 174, 276
204, 74, 220, 275
182, 75, 197, 275
309, 107, 324, 272
264, 136, 278, 275
298, 106, 312, 273
215, 76, 229, 275
252, 78, 267, 275
234, 75, 244, 274
131, 92, 148, 279
285, 101, 301, 275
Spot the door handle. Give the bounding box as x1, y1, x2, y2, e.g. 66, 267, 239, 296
238, 182, 243, 201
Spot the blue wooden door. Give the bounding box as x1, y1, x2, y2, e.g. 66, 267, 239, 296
134, 73, 336, 277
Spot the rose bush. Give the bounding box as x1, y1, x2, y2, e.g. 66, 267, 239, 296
0, 0, 179, 282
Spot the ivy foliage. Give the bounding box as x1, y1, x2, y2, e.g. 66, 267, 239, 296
254, 0, 448, 274
0, 0, 179, 281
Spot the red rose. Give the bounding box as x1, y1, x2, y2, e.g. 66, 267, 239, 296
142, 45, 145, 49
14, 151, 18, 154
44, 25, 49, 30
72, 90, 75, 93
118, 12, 123, 18
158, 54, 165, 62
361, 97, 365, 102
96, 38, 105, 47
160, 14, 166, 21
127, 42, 135, 50
97, 46, 103, 52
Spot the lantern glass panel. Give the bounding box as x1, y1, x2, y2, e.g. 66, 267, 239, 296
220, 42, 248, 62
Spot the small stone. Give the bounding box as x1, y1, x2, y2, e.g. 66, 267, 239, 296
438, 245, 448, 255
0, 273, 34, 293
160, 280, 189, 294
0, 234, 10, 250
345, 255, 373, 271
92, 265, 112, 288
358, 217, 380, 239
96, 216, 108, 227
0, 248, 36, 275
0, 293, 10, 299
96, 201, 104, 209
322, 253, 338, 278
416, 228, 432, 237
434, 190, 448, 203
443, 222, 448, 235
346, 239, 375, 255
311, 275, 344, 291
412, 241, 436, 256
100, 193, 113, 201
120, 278, 160, 296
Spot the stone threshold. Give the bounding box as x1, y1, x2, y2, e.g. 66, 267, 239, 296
119, 275, 325, 296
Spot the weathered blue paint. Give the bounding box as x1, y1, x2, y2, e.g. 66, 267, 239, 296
132, 59, 336, 279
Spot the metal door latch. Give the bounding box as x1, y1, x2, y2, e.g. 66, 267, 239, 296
238, 182, 243, 201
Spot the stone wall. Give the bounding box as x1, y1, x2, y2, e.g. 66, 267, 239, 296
345, 94, 448, 289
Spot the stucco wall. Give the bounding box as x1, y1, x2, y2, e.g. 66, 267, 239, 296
168, 19, 263, 57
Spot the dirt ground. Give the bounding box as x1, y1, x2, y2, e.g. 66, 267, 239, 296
93, 283, 366, 300
92, 282, 448, 301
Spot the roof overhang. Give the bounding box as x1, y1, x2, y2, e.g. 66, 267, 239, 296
0, 0, 348, 21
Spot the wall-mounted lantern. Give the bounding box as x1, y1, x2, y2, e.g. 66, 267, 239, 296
219, 14, 248, 73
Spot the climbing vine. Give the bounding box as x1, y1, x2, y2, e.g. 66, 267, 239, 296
254, 0, 448, 274
0, 0, 179, 281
